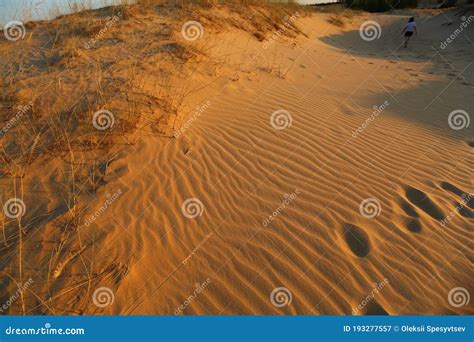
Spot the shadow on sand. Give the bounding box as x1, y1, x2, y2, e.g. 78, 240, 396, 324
319, 9, 473, 143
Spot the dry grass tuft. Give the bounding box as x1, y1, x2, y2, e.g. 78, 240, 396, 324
328, 15, 345, 27
0, 0, 308, 314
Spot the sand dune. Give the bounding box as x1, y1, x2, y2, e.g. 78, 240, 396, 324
1, 5, 472, 315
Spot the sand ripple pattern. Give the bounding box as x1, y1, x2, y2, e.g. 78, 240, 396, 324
76, 13, 473, 316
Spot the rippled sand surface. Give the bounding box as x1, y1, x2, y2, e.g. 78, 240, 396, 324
1, 7, 472, 315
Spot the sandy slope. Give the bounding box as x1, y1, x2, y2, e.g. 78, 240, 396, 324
2, 8, 473, 315
102, 10, 473, 315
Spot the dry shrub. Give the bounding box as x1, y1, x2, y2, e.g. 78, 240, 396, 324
328, 15, 345, 27
0, 0, 310, 314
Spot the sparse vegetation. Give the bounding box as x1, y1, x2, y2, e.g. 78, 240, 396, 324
328, 15, 345, 27
0, 0, 306, 314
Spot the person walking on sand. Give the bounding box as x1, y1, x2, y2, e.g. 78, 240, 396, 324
402, 17, 417, 48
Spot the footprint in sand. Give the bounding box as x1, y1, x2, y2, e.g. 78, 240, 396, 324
406, 218, 422, 233
439, 182, 474, 218
457, 203, 474, 219
363, 300, 389, 315
399, 199, 422, 232
440, 181, 465, 197
400, 199, 419, 218
343, 223, 371, 258
404, 186, 445, 221
440, 181, 474, 210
